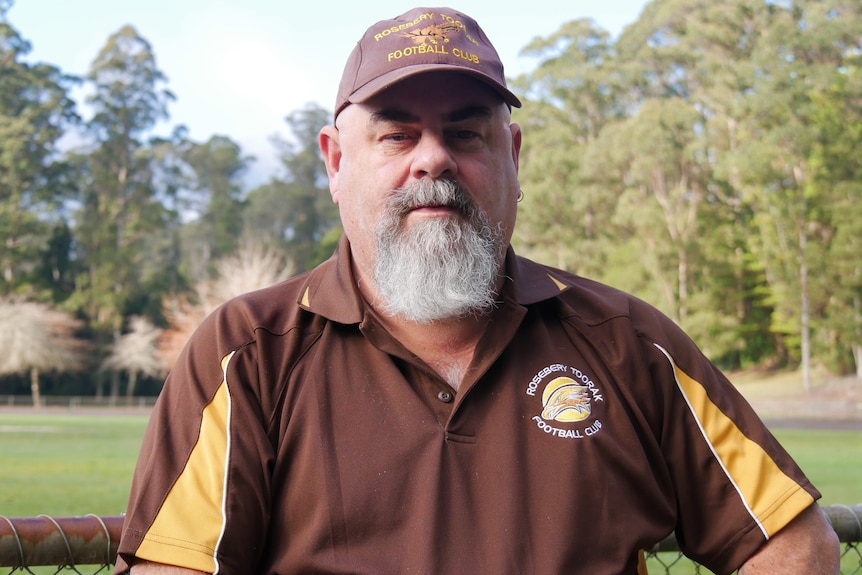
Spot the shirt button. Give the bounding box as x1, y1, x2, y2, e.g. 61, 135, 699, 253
437, 390, 454, 403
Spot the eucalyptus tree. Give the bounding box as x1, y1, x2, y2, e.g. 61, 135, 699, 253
511, 19, 626, 276
591, 98, 707, 325
0, 5, 78, 295
609, 0, 789, 365
178, 134, 250, 284
804, 69, 862, 377
244, 103, 340, 271
71, 25, 175, 340
738, 0, 862, 386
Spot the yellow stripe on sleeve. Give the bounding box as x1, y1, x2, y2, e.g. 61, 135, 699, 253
654, 344, 814, 538
137, 352, 235, 573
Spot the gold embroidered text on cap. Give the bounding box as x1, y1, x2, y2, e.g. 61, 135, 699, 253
334, 7, 521, 119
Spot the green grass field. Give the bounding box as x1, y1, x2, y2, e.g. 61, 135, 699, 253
769, 427, 862, 505
1, 412, 858, 517
0, 412, 149, 516
0, 411, 859, 574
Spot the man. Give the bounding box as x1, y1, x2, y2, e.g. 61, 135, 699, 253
116, 7, 839, 575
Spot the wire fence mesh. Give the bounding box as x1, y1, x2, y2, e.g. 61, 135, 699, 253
1, 505, 860, 574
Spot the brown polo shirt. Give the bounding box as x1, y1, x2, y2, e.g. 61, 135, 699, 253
116, 238, 818, 575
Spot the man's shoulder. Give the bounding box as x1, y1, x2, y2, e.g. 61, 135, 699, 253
217, 268, 315, 320
199, 268, 327, 350
517, 256, 688, 346
517, 256, 650, 324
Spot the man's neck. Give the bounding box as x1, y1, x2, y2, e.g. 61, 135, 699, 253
352, 255, 503, 390
375, 311, 491, 391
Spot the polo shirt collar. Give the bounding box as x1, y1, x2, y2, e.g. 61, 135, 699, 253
502, 249, 572, 306
297, 236, 570, 324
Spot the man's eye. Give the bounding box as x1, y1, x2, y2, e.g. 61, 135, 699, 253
384, 133, 411, 142
454, 130, 477, 140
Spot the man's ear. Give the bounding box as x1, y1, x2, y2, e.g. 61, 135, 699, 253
510, 122, 522, 173
319, 125, 342, 203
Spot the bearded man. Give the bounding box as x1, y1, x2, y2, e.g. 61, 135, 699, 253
116, 7, 838, 575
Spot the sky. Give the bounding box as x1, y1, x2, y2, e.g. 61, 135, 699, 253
8, 0, 650, 182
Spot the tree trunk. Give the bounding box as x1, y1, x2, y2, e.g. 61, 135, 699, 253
678, 246, 689, 325
800, 227, 812, 392
126, 370, 138, 406
854, 291, 862, 379
109, 370, 121, 406
29, 367, 41, 409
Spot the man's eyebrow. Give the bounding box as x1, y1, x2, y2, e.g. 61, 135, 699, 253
369, 108, 418, 125
368, 105, 494, 126
445, 105, 493, 123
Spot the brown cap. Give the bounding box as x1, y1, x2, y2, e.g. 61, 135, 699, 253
334, 7, 522, 119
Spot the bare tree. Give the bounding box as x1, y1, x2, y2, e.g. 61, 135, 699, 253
160, 239, 294, 371
101, 316, 164, 402
0, 297, 85, 407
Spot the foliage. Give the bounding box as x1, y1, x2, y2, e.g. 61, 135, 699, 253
159, 239, 294, 371
0, 296, 86, 404
0, 1, 860, 396
245, 103, 341, 272
101, 316, 164, 399
0, 11, 78, 297
179, 134, 250, 282
513, 0, 862, 376
70, 25, 176, 339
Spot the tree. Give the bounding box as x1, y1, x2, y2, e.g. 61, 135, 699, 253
610, 0, 780, 365
515, 0, 861, 377
70, 25, 175, 338
511, 19, 625, 276
101, 315, 163, 402
0, 296, 85, 406
595, 98, 708, 324
738, 0, 862, 387
809, 73, 862, 376
160, 239, 294, 371
0, 6, 78, 295
244, 104, 340, 271
179, 135, 250, 283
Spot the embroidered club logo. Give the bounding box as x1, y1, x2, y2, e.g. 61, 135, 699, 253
541, 377, 591, 422
525, 364, 605, 440
402, 22, 462, 45
372, 11, 483, 68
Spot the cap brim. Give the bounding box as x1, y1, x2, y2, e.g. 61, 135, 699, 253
348, 64, 522, 109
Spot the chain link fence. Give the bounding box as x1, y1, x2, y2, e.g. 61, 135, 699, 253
1, 505, 860, 574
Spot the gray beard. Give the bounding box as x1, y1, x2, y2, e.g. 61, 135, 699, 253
374, 179, 505, 324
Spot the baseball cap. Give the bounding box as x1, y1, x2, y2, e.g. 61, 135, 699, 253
334, 7, 522, 119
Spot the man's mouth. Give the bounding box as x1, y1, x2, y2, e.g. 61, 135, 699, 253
405, 203, 461, 217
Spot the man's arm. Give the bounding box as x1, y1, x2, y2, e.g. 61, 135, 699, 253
739, 503, 839, 574
129, 561, 208, 575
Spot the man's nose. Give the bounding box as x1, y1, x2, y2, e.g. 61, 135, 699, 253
411, 132, 457, 179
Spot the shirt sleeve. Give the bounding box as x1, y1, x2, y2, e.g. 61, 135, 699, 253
642, 319, 820, 574
115, 303, 276, 574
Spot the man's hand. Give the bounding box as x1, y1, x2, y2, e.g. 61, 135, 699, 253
739, 503, 839, 574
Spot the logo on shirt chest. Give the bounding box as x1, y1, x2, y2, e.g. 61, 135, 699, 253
525, 363, 605, 440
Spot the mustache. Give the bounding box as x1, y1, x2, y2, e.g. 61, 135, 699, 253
384, 178, 477, 218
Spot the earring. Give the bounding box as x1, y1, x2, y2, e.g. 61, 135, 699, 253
517, 188, 525, 203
